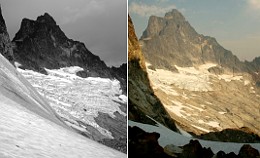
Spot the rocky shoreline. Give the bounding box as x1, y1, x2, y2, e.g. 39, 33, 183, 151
129, 126, 260, 158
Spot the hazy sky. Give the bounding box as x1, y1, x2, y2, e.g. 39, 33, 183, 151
129, 0, 260, 61
1, 0, 127, 67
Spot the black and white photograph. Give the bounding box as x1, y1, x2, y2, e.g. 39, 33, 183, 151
0, 0, 126, 157
1, 0, 260, 157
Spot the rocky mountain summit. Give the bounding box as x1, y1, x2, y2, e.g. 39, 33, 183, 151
140, 9, 260, 139
128, 15, 177, 131
12, 13, 125, 80
140, 9, 258, 74
12, 12, 126, 92
0, 6, 14, 64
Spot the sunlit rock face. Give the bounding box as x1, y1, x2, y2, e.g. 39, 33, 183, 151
140, 9, 245, 72
140, 9, 260, 138
128, 15, 177, 131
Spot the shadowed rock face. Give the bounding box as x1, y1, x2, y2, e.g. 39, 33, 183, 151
238, 144, 260, 158
197, 128, 260, 143
128, 126, 172, 158
140, 9, 252, 73
246, 57, 260, 86
129, 126, 260, 158
0, 7, 65, 129
179, 140, 214, 158
12, 13, 112, 78
0, 6, 14, 64
111, 63, 127, 94
128, 15, 177, 131
95, 111, 127, 153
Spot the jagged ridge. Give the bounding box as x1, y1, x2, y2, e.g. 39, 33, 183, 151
0, 6, 14, 64
12, 13, 112, 78
140, 9, 260, 75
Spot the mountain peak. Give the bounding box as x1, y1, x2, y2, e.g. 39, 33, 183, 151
164, 9, 185, 21
140, 9, 245, 71
12, 12, 115, 79
36, 12, 56, 25
0, 4, 7, 34
0, 5, 14, 64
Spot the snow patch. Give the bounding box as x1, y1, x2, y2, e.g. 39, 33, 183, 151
119, 95, 127, 103
14, 62, 22, 68
191, 124, 210, 133
197, 120, 220, 128
205, 101, 213, 105
218, 74, 243, 82
146, 62, 216, 92
188, 104, 205, 112
244, 80, 250, 85
176, 124, 192, 137
166, 101, 192, 118
18, 66, 126, 139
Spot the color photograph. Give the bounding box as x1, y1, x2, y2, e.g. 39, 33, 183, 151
128, 0, 260, 157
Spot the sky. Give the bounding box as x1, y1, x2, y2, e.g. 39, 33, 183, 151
129, 0, 260, 61
1, 0, 127, 67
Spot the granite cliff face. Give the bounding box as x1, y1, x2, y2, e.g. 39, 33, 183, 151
0, 6, 14, 64
128, 15, 177, 131
139, 9, 260, 138
140, 9, 245, 73
12, 13, 112, 78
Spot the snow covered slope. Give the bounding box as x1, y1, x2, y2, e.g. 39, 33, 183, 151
146, 62, 260, 136
16, 64, 127, 152
0, 54, 125, 157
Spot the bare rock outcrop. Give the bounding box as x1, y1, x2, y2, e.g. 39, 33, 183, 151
0, 6, 14, 64
128, 15, 177, 131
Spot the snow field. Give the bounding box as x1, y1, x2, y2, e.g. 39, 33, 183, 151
0, 96, 125, 158
0, 56, 125, 157
145, 62, 260, 134
17, 66, 126, 140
